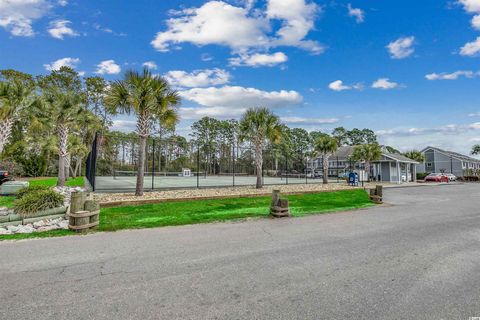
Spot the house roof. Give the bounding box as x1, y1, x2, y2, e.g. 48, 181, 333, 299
382, 153, 419, 164
322, 146, 419, 164
330, 146, 355, 159
421, 146, 480, 163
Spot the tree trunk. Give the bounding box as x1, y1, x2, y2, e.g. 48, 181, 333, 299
136, 135, 147, 196
57, 124, 68, 187
72, 156, 82, 178
322, 154, 329, 184
0, 117, 14, 155
255, 142, 263, 189
135, 114, 150, 196
65, 153, 71, 180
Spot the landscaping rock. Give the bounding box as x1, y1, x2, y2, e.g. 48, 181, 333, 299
0, 217, 70, 236
6, 225, 19, 233
33, 220, 46, 228
16, 225, 35, 234
54, 186, 86, 208
0, 227, 12, 235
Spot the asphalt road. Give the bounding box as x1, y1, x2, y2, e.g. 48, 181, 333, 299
1, 184, 480, 320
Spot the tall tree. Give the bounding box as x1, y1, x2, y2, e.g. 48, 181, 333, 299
404, 150, 425, 163
350, 144, 382, 181
104, 69, 180, 196
332, 127, 377, 146
85, 77, 108, 123
191, 117, 221, 174
0, 71, 35, 155
239, 107, 282, 189
472, 145, 480, 156
37, 67, 86, 187
332, 127, 348, 145
314, 136, 338, 184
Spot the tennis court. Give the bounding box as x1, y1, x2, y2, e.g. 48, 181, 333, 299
94, 171, 340, 192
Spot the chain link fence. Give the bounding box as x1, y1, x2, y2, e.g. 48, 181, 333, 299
87, 134, 347, 192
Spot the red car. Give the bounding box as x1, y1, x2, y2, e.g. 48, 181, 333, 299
424, 173, 449, 183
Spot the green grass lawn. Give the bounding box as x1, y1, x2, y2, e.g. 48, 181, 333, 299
0, 189, 374, 241
28, 176, 85, 187
100, 189, 374, 232
0, 196, 15, 208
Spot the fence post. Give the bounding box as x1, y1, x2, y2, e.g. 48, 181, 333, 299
197, 146, 200, 188
151, 139, 155, 190
305, 154, 308, 185
285, 152, 289, 185
232, 144, 236, 187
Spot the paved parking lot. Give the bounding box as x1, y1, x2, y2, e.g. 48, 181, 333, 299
1, 183, 479, 319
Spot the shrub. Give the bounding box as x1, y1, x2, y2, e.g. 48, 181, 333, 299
19, 155, 47, 177
416, 172, 429, 180
14, 189, 64, 218
16, 185, 52, 199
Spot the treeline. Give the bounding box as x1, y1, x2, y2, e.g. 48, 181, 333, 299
0, 68, 107, 185
1, 66, 393, 195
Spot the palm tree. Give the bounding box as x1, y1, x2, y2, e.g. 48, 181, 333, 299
351, 144, 382, 181
472, 145, 480, 156
239, 107, 282, 189
0, 80, 35, 155
404, 150, 425, 163
314, 136, 338, 184
37, 91, 84, 187
104, 69, 180, 196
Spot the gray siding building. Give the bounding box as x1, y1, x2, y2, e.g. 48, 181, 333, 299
417, 146, 480, 177
307, 146, 419, 184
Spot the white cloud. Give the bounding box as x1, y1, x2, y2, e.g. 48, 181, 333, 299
347, 4, 365, 23
48, 19, 78, 39
281, 117, 339, 125
328, 80, 363, 91
459, 0, 480, 13
95, 60, 121, 75
460, 36, 480, 56
0, 0, 52, 36
468, 111, 480, 117
179, 85, 302, 110
425, 70, 477, 80
377, 123, 480, 137
110, 119, 136, 132
201, 53, 214, 61
151, 0, 323, 55
92, 23, 127, 37
165, 69, 231, 88
142, 61, 158, 70
152, 1, 269, 52
266, 0, 323, 53
179, 106, 246, 120
58, 0, 67, 6
386, 36, 415, 59
178, 85, 303, 120
229, 52, 288, 67
472, 15, 480, 29
376, 121, 480, 156
371, 78, 400, 90
43, 57, 80, 71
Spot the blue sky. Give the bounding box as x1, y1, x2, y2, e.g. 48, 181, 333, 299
1, 0, 480, 156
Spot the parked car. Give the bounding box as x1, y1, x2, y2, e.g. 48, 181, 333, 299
0, 170, 12, 185
445, 173, 457, 182
424, 173, 449, 183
